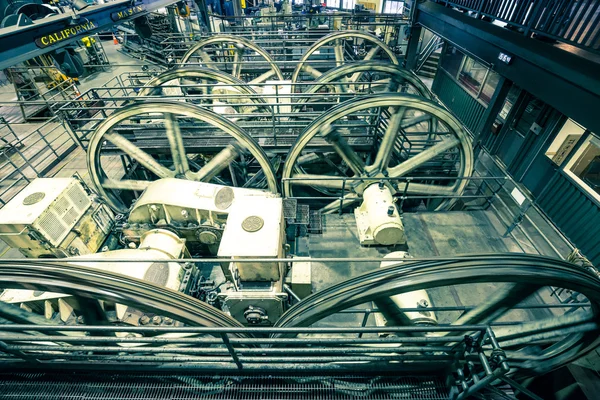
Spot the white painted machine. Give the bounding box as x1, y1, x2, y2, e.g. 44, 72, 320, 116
355, 183, 406, 246
0, 178, 114, 257
0, 177, 289, 326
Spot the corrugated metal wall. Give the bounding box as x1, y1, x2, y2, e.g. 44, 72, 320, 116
537, 171, 600, 266
432, 71, 487, 134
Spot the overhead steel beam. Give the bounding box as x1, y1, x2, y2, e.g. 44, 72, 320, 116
0, 0, 180, 69
416, 1, 600, 135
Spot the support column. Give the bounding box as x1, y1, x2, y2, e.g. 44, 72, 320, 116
404, 24, 422, 71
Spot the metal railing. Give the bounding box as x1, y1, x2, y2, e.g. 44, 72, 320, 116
0, 322, 507, 399
118, 12, 409, 67
471, 148, 576, 265
52, 74, 425, 148
0, 72, 81, 123
0, 117, 80, 207
416, 35, 444, 72
433, 0, 600, 54
209, 12, 409, 34
282, 175, 508, 214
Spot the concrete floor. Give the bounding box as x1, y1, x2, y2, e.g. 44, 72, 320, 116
305, 212, 535, 328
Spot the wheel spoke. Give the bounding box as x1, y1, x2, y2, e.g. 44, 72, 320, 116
198, 50, 217, 70
394, 182, 458, 196
363, 45, 381, 61
290, 173, 347, 190
371, 107, 406, 173
453, 284, 539, 326
249, 69, 277, 85
350, 47, 381, 83
242, 169, 265, 188
493, 311, 596, 346
401, 114, 432, 130
297, 152, 322, 165
385, 78, 400, 93
301, 64, 323, 80
164, 113, 190, 176
101, 179, 151, 191
321, 125, 365, 176
193, 144, 241, 182
321, 193, 360, 214
232, 47, 244, 78
103, 132, 174, 179
0, 301, 66, 329
387, 136, 460, 178
334, 40, 345, 67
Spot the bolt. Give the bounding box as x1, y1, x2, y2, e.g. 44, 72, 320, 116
164, 317, 173, 325
152, 316, 162, 325
387, 206, 395, 216
76, 316, 84, 324
417, 299, 429, 308
139, 315, 150, 325
379, 181, 385, 189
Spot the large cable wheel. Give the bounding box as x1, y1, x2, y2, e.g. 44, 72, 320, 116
87, 101, 278, 213
138, 67, 270, 116
275, 253, 600, 376
291, 31, 399, 85
0, 260, 244, 330
180, 35, 284, 84
282, 93, 473, 213
294, 61, 434, 111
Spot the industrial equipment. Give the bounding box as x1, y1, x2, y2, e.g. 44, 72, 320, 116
85, 101, 278, 213
374, 251, 437, 326
0, 23, 598, 400
0, 177, 113, 257
291, 30, 399, 85
0, 176, 288, 326
355, 182, 405, 245
282, 93, 473, 214
179, 35, 284, 84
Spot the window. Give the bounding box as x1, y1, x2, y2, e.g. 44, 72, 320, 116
439, 44, 500, 105
565, 134, 600, 201
342, 0, 355, 9
383, 0, 404, 14
458, 58, 487, 96
545, 119, 585, 166
439, 45, 463, 78
479, 71, 500, 104
327, 0, 340, 7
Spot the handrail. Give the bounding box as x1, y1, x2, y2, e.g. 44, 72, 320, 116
416, 35, 443, 72
432, 0, 600, 55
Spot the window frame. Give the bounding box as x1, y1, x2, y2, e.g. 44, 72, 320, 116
382, 0, 404, 14
438, 44, 499, 106
563, 134, 600, 203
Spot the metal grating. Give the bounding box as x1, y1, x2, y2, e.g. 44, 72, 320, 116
0, 373, 449, 399
296, 204, 310, 224
67, 182, 91, 211
309, 210, 323, 234
283, 198, 298, 219
37, 211, 67, 244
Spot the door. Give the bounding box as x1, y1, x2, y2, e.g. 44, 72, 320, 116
493, 92, 555, 174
